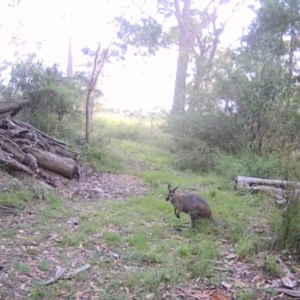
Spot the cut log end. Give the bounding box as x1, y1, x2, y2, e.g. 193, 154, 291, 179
23, 153, 38, 171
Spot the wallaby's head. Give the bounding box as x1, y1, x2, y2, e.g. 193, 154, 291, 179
166, 184, 178, 201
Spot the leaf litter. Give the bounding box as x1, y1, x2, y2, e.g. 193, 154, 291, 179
0, 167, 299, 299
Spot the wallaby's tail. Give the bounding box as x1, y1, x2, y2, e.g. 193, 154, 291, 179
211, 217, 226, 228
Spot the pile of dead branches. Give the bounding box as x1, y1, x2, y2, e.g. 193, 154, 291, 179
0, 116, 81, 187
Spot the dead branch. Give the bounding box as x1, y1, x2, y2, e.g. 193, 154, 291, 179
276, 288, 300, 298
45, 263, 91, 285
0, 116, 81, 184
0, 100, 31, 116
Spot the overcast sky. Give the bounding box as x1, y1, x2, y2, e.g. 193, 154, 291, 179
0, 0, 256, 112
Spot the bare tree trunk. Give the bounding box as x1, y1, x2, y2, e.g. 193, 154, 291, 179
84, 43, 111, 143
89, 97, 94, 122
67, 14, 73, 77
172, 35, 189, 115
171, 0, 192, 116
171, 0, 237, 115
85, 88, 92, 143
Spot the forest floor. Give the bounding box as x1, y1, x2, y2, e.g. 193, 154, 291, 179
0, 138, 299, 300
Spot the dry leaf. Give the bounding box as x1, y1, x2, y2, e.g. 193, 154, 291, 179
225, 254, 236, 259
211, 291, 229, 300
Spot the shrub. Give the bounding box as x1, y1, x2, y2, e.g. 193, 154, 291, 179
214, 152, 287, 180
277, 197, 300, 252
81, 144, 123, 173
174, 141, 217, 172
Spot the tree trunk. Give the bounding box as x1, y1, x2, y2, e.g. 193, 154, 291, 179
67, 14, 73, 77
25, 148, 77, 179
172, 37, 189, 115
171, 0, 192, 116
89, 97, 94, 122
85, 88, 92, 143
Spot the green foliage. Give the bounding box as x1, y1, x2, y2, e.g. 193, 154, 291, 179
214, 152, 285, 180
81, 144, 123, 173
235, 235, 254, 260
116, 16, 162, 55
2, 54, 82, 137
237, 289, 261, 300
264, 255, 284, 278
92, 111, 171, 149
185, 240, 218, 278
278, 197, 300, 251
174, 141, 217, 172
168, 0, 300, 161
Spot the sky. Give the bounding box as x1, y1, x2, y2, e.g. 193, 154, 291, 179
0, 0, 257, 112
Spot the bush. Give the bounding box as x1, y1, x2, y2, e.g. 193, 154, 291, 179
174, 141, 217, 172
91, 112, 172, 149
214, 152, 288, 180
2, 55, 82, 138
167, 111, 244, 156
81, 144, 123, 173
277, 197, 300, 252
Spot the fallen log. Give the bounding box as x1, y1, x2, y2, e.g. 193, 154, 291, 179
234, 176, 300, 207
24, 148, 77, 179
0, 154, 33, 175
235, 176, 300, 190
0, 116, 81, 184
248, 185, 286, 200
0, 99, 31, 116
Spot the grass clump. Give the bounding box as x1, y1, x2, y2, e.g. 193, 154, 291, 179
82, 144, 123, 173
126, 231, 150, 251
264, 255, 284, 277
277, 197, 300, 252
0, 186, 33, 207
235, 236, 255, 260
214, 151, 285, 181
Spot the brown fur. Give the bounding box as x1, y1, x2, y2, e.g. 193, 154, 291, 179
23, 153, 38, 171
166, 184, 222, 229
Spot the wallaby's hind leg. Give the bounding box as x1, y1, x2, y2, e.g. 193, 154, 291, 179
189, 213, 198, 230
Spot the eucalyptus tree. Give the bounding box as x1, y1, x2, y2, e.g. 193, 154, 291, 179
210, 0, 300, 154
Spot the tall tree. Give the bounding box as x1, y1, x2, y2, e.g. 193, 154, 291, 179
82, 44, 112, 143
158, 0, 236, 115
67, 14, 73, 77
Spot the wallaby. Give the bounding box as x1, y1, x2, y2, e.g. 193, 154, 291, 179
166, 184, 223, 230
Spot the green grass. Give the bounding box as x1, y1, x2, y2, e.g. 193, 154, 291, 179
264, 255, 284, 278
0, 114, 287, 299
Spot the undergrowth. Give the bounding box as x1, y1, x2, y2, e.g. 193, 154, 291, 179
1, 112, 299, 299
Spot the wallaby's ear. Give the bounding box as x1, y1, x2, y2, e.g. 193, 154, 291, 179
168, 184, 172, 191
173, 187, 179, 192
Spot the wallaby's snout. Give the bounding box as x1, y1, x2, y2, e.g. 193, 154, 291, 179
166, 184, 224, 230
